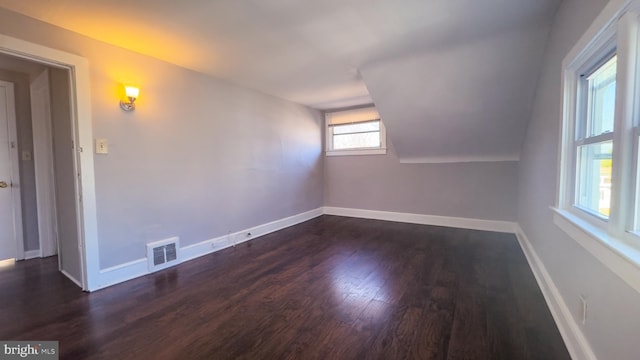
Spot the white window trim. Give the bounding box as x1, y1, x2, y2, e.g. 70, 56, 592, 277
325, 118, 387, 156
552, 209, 640, 292
556, 0, 640, 294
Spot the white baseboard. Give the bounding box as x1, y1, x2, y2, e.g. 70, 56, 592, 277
98, 259, 148, 290
515, 226, 596, 360
322, 206, 517, 233
94, 207, 324, 291
398, 154, 520, 164
23, 250, 42, 259
181, 207, 324, 261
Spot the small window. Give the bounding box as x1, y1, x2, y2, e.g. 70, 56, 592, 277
332, 120, 381, 150
325, 106, 386, 156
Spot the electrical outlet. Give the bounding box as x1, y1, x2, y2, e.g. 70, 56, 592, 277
579, 295, 587, 325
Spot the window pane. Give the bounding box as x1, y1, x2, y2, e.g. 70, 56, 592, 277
333, 121, 380, 135
576, 141, 613, 217
586, 56, 616, 137
333, 132, 380, 149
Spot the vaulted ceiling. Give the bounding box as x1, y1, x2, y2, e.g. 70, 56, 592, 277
0, 0, 561, 161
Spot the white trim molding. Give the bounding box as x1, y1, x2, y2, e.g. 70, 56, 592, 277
95, 208, 323, 291
98, 259, 148, 290
326, 148, 387, 156
181, 208, 323, 261
553, 208, 640, 294
398, 154, 520, 164
515, 226, 597, 360
322, 207, 517, 233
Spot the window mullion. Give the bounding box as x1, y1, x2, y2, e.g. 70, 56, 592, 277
333, 130, 381, 136
578, 132, 615, 145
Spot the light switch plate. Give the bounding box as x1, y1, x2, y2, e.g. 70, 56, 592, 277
95, 138, 109, 154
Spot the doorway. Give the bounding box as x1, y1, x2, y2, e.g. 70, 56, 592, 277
0, 43, 94, 290
0, 56, 83, 286
0, 34, 100, 291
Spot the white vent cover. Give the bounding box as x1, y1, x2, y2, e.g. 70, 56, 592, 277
146, 237, 180, 272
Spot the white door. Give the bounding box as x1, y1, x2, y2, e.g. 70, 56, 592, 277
0, 80, 22, 261
31, 69, 58, 258
49, 68, 83, 284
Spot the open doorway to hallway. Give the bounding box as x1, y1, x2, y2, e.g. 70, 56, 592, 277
0, 52, 83, 287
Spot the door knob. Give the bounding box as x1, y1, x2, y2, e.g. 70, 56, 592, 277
0, 181, 7, 188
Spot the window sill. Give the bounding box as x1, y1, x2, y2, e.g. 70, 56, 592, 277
552, 207, 640, 293
326, 148, 387, 156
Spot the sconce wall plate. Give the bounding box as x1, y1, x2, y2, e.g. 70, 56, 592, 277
120, 98, 136, 111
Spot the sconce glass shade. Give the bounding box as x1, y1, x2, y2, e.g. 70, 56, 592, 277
120, 85, 139, 112
125, 86, 140, 99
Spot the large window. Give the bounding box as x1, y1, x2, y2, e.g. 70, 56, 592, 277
556, 2, 640, 294
325, 106, 386, 156
575, 55, 616, 218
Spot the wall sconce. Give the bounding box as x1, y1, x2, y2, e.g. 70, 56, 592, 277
120, 86, 140, 112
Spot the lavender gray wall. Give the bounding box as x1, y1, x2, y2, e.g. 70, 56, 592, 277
325, 141, 518, 221
518, 0, 640, 358
0, 68, 39, 252
0, 8, 324, 269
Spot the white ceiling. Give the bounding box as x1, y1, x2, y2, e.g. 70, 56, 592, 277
0, 0, 561, 160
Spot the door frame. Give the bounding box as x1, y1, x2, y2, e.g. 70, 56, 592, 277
0, 80, 24, 261
0, 35, 98, 291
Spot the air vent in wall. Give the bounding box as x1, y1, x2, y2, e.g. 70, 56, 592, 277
146, 237, 180, 272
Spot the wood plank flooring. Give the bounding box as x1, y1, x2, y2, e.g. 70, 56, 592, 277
0, 215, 570, 359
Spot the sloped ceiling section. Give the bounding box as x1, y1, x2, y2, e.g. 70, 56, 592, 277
0, 0, 560, 162
361, 25, 550, 162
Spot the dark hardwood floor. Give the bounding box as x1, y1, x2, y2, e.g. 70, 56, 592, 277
0, 215, 570, 359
